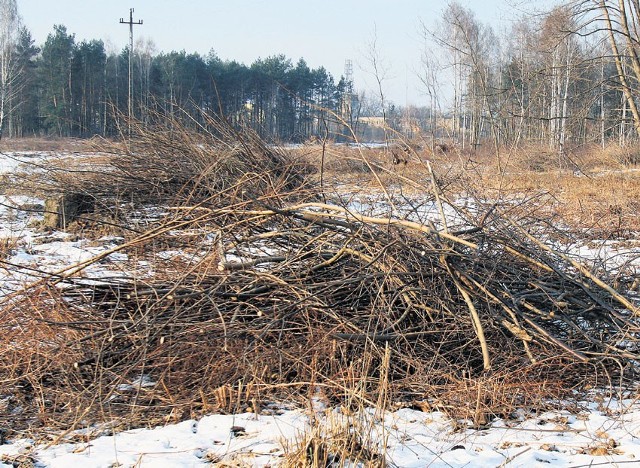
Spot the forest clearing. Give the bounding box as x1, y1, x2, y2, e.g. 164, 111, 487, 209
2, 0, 640, 466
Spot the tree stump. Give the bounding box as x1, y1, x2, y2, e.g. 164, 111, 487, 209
43, 192, 95, 230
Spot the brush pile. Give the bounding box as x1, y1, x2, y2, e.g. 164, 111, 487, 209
1, 117, 639, 433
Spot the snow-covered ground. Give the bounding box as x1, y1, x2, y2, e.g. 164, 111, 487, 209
2, 151, 640, 467
3, 399, 640, 467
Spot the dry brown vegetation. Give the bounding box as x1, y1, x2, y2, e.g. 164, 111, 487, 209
0, 136, 106, 153
1, 122, 639, 453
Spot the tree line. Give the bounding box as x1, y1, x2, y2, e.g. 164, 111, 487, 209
2, 0, 640, 152
0, 3, 356, 141
420, 0, 640, 163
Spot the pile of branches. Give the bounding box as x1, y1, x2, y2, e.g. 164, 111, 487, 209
3, 110, 313, 218
99, 111, 314, 206
1, 119, 639, 433
2, 196, 639, 431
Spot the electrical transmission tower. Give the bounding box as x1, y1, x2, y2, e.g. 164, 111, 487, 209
341, 59, 355, 140
344, 59, 354, 94
120, 8, 143, 135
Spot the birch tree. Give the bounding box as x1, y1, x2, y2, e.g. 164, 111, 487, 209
595, 0, 640, 136
434, 3, 502, 160
418, 45, 442, 150
12, 27, 38, 137
0, 0, 21, 139
538, 7, 579, 156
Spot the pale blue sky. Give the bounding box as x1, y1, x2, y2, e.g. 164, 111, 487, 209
17, 0, 558, 105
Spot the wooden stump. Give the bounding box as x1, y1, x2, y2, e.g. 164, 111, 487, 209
43, 192, 95, 230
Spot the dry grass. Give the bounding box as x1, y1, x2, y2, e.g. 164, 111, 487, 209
0, 136, 107, 153
0, 236, 17, 260
293, 140, 640, 248
282, 347, 392, 467
468, 165, 640, 238
283, 415, 386, 467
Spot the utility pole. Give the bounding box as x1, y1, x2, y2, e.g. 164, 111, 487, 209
120, 8, 143, 136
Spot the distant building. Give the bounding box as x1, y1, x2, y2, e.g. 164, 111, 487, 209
358, 116, 386, 128
356, 116, 387, 142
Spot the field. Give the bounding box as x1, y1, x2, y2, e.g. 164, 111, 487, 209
1, 122, 639, 467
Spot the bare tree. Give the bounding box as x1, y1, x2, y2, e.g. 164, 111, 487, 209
135, 37, 157, 124
538, 6, 581, 157
418, 43, 443, 150
0, 0, 21, 139
362, 25, 392, 145
595, 0, 640, 136
429, 3, 504, 166
502, 18, 541, 146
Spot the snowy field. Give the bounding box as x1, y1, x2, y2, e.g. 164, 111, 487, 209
1, 151, 640, 467
3, 399, 640, 467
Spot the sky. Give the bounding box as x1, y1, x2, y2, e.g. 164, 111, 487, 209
17, 0, 558, 106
